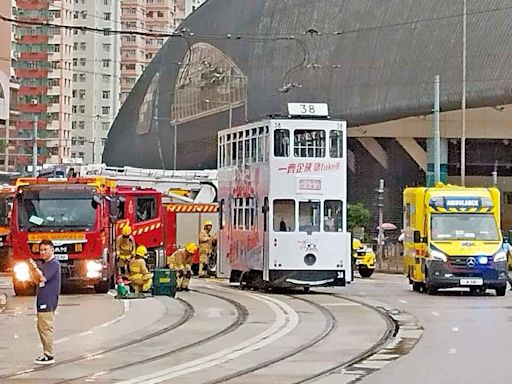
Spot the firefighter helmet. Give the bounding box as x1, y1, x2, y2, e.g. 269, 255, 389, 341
122, 225, 132, 236
203, 219, 213, 227
185, 242, 198, 254
135, 245, 148, 258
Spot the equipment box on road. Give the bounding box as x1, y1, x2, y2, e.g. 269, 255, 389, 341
152, 268, 177, 296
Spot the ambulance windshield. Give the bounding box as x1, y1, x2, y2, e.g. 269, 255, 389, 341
431, 213, 499, 241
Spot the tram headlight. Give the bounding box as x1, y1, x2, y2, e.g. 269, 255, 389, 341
86, 260, 103, 279
304, 253, 317, 266
429, 249, 447, 262
493, 250, 507, 262
13, 262, 31, 282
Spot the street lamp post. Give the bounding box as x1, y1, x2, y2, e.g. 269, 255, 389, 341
32, 113, 38, 177
461, 0, 467, 186
152, 116, 170, 170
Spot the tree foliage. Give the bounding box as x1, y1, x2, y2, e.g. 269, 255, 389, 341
347, 202, 371, 232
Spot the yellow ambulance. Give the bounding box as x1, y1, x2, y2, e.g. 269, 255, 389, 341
403, 184, 508, 296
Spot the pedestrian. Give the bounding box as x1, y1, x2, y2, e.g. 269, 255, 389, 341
28, 239, 61, 365
198, 220, 215, 278
502, 239, 512, 290
170, 243, 197, 291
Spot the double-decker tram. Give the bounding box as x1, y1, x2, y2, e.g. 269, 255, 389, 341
216, 103, 351, 291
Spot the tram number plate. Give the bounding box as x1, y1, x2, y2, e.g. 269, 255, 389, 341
460, 278, 483, 286
55, 254, 69, 261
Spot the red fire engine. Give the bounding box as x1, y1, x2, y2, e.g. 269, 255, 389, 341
10, 175, 218, 295
0, 185, 15, 271
11, 176, 131, 295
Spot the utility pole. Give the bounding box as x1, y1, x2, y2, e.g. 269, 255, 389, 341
434, 75, 441, 184
377, 179, 384, 262
173, 122, 177, 170
32, 114, 38, 177
461, 0, 467, 186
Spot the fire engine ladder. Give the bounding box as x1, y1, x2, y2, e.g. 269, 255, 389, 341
79, 164, 218, 203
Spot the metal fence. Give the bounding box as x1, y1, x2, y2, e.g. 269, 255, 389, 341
375, 243, 404, 274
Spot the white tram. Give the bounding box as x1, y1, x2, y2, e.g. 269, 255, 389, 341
216, 103, 351, 291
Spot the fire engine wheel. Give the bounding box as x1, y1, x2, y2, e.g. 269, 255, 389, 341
94, 280, 111, 294
358, 267, 374, 278
13, 282, 36, 296
412, 282, 422, 292
426, 282, 437, 296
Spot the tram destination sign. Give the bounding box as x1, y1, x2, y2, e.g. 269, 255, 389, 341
288, 103, 329, 117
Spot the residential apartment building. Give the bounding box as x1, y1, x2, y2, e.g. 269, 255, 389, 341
185, 0, 206, 16
13, 0, 74, 170
70, 0, 121, 164
120, 0, 185, 104
0, 1, 19, 171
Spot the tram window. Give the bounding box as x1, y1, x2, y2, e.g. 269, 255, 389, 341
299, 200, 321, 233
231, 141, 237, 165
245, 137, 250, 163
237, 140, 243, 166
274, 129, 290, 157
324, 200, 343, 232
294, 130, 325, 158
329, 130, 343, 158
251, 136, 257, 162
273, 199, 295, 232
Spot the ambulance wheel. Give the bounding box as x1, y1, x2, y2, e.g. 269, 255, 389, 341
13, 281, 35, 296
496, 286, 507, 296
94, 280, 111, 294
412, 282, 422, 292
426, 283, 437, 295
358, 267, 374, 278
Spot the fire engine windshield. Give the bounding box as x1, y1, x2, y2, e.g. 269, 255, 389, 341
431, 213, 499, 241
17, 188, 97, 231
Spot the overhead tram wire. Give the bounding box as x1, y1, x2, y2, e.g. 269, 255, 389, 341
2, 4, 512, 41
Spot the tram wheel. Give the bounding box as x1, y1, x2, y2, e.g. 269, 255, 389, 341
303, 287, 310, 293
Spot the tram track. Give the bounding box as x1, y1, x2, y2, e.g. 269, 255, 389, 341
204, 294, 338, 384
53, 289, 249, 384
291, 293, 399, 384
0, 296, 194, 381
201, 291, 398, 384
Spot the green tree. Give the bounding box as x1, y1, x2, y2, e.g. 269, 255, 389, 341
347, 202, 371, 232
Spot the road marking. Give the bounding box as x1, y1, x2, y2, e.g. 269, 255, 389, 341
452, 327, 459, 332
323, 302, 361, 307
55, 337, 71, 344
116, 293, 299, 384
432, 312, 440, 316
55, 299, 129, 344
205, 307, 223, 318
449, 348, 457, 354
398, 300, 408, 304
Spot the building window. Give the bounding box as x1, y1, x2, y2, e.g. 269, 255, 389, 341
80, 42, 86, 50
79, 121, 85, 129
79, 58, 86, 66
103, 43, 111, 52
102, 106, 110, 115
102, 122, 110, 130
72, 105, 77, 113
102, 91, 110, 99
79, 105, 85, 114
102, 60, 110, 68
104, 12, 111, 20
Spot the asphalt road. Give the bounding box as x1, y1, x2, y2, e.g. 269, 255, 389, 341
1, 272, 509, 384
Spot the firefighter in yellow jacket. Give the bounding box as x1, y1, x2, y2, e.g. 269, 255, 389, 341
198, 220, 215, 277
129, 245, 153, 293
116, 225, 136, 276
169, 243, 197, 291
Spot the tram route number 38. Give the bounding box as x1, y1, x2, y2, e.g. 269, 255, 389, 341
288, 103, 329, 117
